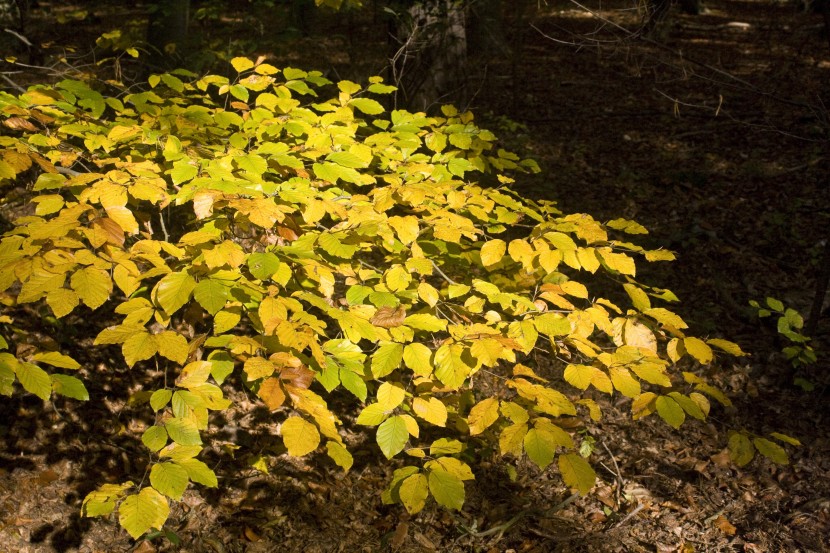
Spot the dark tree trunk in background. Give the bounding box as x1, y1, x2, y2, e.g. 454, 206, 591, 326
467, 0, 508, 58
388, 0, 468, 112
643, 0, 703, 36
147, 0, 190, 69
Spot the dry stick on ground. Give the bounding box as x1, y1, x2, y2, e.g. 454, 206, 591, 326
459, 492, 579, 541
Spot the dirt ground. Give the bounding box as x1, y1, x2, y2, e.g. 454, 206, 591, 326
1, 1, 829, 552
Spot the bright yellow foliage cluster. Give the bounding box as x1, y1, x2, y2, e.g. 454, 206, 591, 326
0, 57, 796, 539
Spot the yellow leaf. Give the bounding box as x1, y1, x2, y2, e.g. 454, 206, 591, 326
469, 338, 504, 367
467, 397, 499, 435
417, 282, 441, 307
46, 288, 79, 318
412, 397, 447, 427
499, 423, 528, 456
231, 57, 255, 72
70, 267, 112, 309
684, 337, 713, 364
609, 366, 641, 398
706, 338, 746, 356
155, 331, 189, 364
377, 381, 406, 410
623, 283, 651, 312
618, 318, 657, 353
399, 473, 429, 514
752, 437, 788, 465
388, 216, 420, 245
558, 452, 596, 494
631, 392, 657, 420
326, 441, 353, 471
564, 364, 593, 390
480, 239, 506, 268
644, 307, 687, 329
508, 239, 534, 267
122, 331, 158, 367
244, 357, 275, 381
599, 250, 636, 276
281, 416, 320, 457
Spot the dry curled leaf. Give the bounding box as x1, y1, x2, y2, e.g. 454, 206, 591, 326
371, 305, 406, 328
713, 514, 737, 536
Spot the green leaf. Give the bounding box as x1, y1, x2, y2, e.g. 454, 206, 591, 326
728, 432, 755, 467
558, 452, 596, 494
150, 462, 189, 500
752, 437, 789, 465
655, 395, 685, 429
150, 389, 173, 411
524, 427, 557, 469
165, 417, 202, 446
402, 343, 433, 377
142, 426, 169, 452
349, 98, 384, 115
50, 374, 89, 400
356, 403, 389, 426
247, 252, 281, 280
169, 161, 198, 185
376, 415, 409, 459
175, 458, 218, 487
427, 468, 465, 510
154, 271, 196, 315
118, 487, 170, 539
434, 344, 473, 389
371, 342, 403, 378
16, 362, 51, 400
193, 279, 229, 315
281, 416, 320, 457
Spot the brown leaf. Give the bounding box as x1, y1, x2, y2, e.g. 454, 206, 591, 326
243, 526, 261, 542
230, 101, 250, 111
132, 540, 156, 553
92, 217, 126, 247
371, 305, 406, 328
279, 364, 314, 389
713, 514, 737, 536
391, 521, 409, 549
258, 377, 286, 410
276, 224, 299, 242
33, 470, 60, 485
710, 448, 732, 467
3, 116, 37, 132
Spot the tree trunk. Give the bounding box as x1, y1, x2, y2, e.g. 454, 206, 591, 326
388, 0, 468, 112
146, 0, 190, 69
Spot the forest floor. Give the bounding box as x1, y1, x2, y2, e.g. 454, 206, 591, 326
1, 0, 829, 552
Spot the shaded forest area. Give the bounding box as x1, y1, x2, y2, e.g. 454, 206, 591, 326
1, 0, 829, 551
